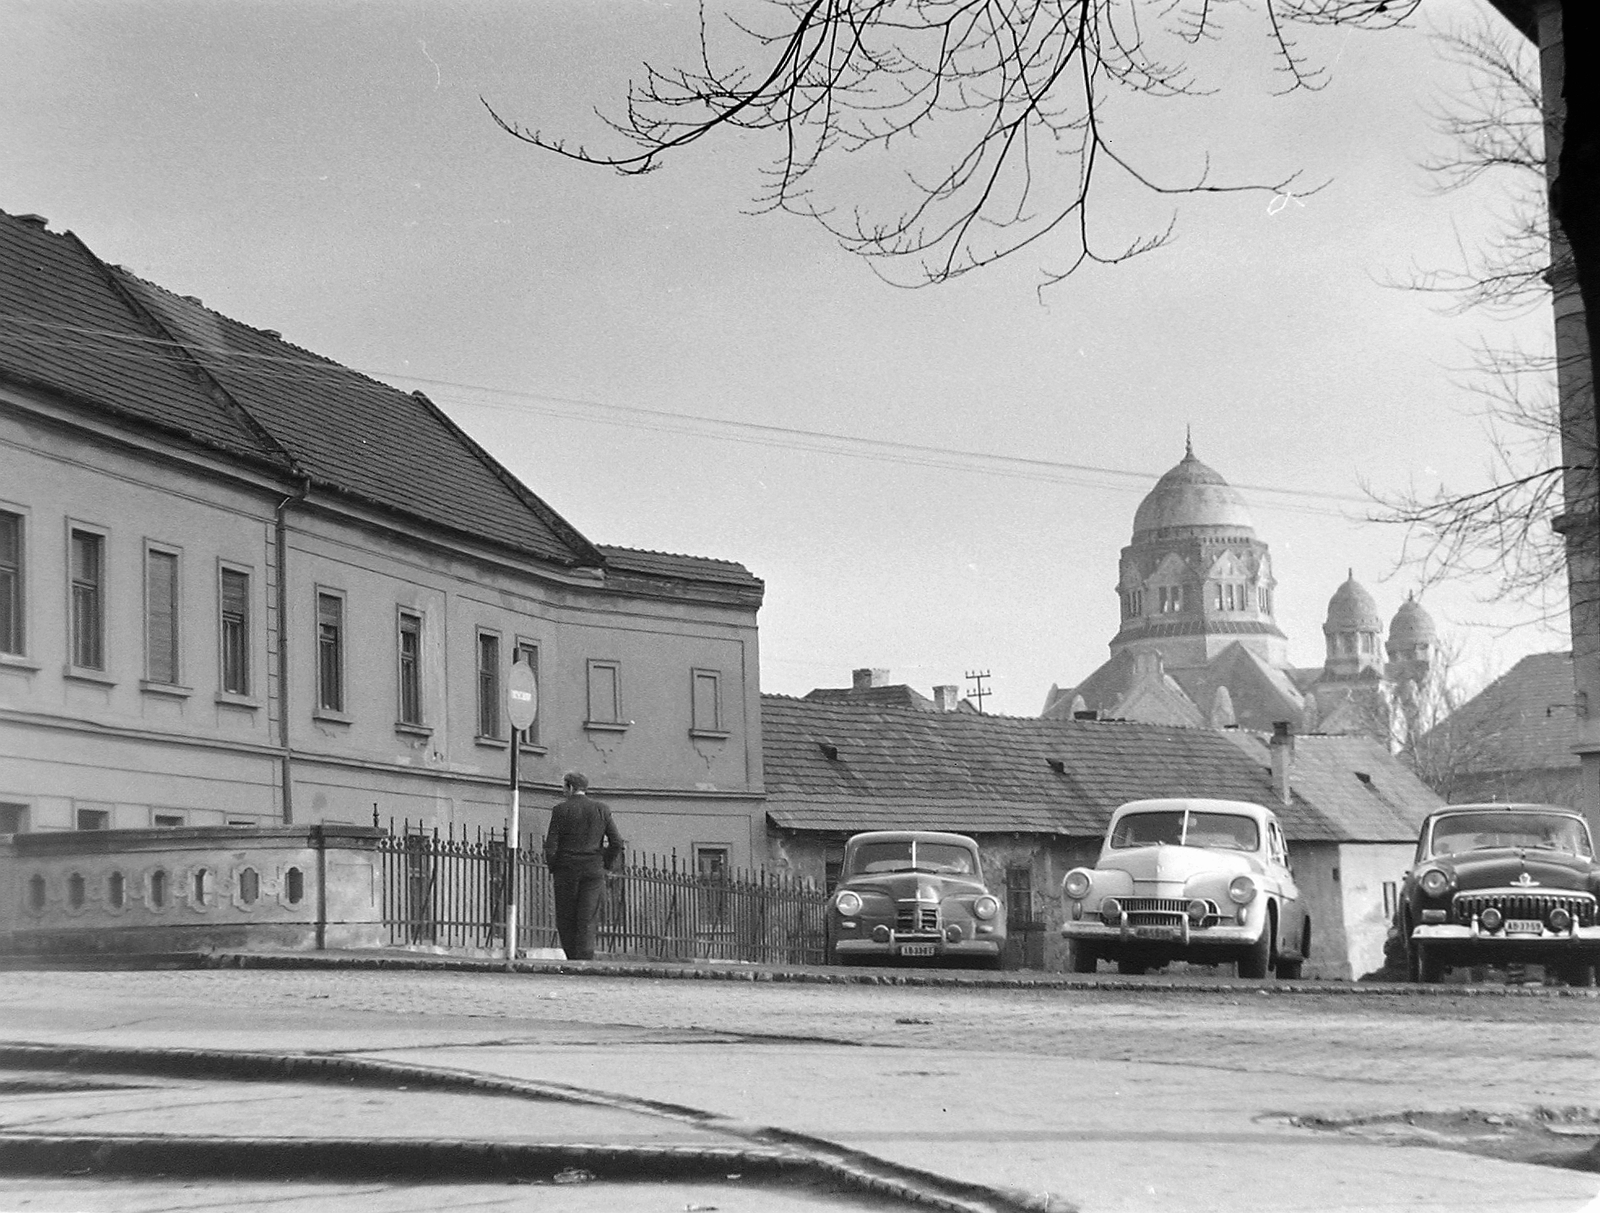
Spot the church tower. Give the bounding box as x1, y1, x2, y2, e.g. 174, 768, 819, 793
1321, 571, 1385, 680
1110, 438, 1286, 668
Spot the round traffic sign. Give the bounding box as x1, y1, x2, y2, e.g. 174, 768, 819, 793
507, 660, 538, 730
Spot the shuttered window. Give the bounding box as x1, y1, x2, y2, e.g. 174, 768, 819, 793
317, 592, 344, 712
70, 529, 104, 670
145, 549, 179, 684
587, 659, 621, 725
398, 611, 423, 725
477, 631, 501, 738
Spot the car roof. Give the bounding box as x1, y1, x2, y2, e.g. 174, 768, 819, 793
1425, 803, 1583, 821
1110, 798, 1273, 821
844, 830, 980, 848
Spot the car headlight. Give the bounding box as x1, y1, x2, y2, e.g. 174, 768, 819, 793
1227, 875, 1256, 906
1099, 896, 1122, 925
1479, 907, 1504, 933
1419, 868, 1450, 899
835, 890, 863, 916
1187, 898, 1208, 924
1549, 906, 1573, 932
1063, 869, 1092, 901
973, 895, 999, 921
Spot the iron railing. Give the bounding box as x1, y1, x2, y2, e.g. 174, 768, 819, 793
375, 818, 828, 966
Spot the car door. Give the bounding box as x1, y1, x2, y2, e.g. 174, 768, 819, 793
1268, 819, 1306, 954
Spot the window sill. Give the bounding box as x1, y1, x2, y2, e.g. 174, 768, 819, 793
518, 741, 548, 756
583, 720, 631, 733
140, 680, 193, 699
312, 708, 353, 725
63, 666, 115, 687
475, 734, 509, 749
689, 728, 731, 740
215, 692, 261, 710
395, 721, 433, 739
0, 653, 41, 672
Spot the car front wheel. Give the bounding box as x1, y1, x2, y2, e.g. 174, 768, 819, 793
1414, 941, 1446, 983
1237, 923, 1272, 980
1068, 943, 1098, 974
1557, 958, 1597, 988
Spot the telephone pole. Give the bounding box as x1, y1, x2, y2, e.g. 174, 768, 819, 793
964, 669, 991, 714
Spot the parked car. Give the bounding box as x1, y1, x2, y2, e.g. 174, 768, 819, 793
827, 831, 1005, 968
1398, 803, 1600, 986
1060, 798, 1309, 979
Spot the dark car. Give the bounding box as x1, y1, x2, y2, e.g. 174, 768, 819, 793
1399, 804, 1600, 985
827, 830, 1005, 968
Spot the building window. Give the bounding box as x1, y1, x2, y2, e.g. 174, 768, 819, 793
514, 640, 540, 746
153, 812, 185, 828
1158, 585, 1182, 614
285, 867, 305, 904
695, 845, 730, 928
238, 868, 260, 904
70, 528, 105, 670
145, 547, 180, 684
1259, 586, 1272, 613
586, 659, 622, 725
220, 568, 250, 695
1006, 866, 1035, 927
0, 510, 22, 655
0, 803, 27, 833
76, 807, 110, 831
150, 869, 169, 908
1382, 881, 1398, 919
317, 592, 345, 712
692, 668, 723, 733
398, 610, 423, 725
477, 631, 502, 738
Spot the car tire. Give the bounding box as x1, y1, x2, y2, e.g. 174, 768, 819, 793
1116, 958, 1148, 976
1558, 958, 1597, 988
1068, 943, 1098, 974
1275, 954, 1303, 980
1237, 922, 1272, 980
1415, 941, 1446, 984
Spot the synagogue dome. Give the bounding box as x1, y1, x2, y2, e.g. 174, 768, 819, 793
1325, 571, 1382, 633
1388, 593, 1437, 649
1131, 444, 1255, 537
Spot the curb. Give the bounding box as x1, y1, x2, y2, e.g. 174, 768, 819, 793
0, 1043, 1074, 1213
5, 948, 1593, 997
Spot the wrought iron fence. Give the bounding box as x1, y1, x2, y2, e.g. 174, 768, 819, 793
375, 818, 828, 966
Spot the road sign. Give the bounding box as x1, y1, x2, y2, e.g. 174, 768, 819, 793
507, 660, 538, 731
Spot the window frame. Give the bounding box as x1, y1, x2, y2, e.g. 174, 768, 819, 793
314, 588, 348, 717
75, 806, 111, 831
143, 540, 183, 689
66, 521, 109, 676
584, 658, 626, 730
218, 563, 252, 699
476, 628, 504, 741
396, 608, 425, 728
690, 667, 728, 738
513, 638, 543, 749
0, 802, 29, 834
0, 505, 26, 659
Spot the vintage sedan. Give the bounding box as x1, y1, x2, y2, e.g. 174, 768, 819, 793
827, 831, 1006, 968
1060, 798, 1309, 978
1399, 804, 1600, 986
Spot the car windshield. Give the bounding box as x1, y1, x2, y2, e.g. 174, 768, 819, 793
1110, 810, 1260, 852
1429, 812, 1594, 858
852, 840, 977, 875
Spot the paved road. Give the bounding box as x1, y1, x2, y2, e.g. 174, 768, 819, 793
2, 967, 1598, 1212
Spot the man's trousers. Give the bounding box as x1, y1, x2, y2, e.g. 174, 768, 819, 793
551, 863, 606, 960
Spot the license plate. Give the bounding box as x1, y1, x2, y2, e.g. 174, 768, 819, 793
1505, 919, 1543, 934
1134, 925, 1178, 941
899, 944, 937, 957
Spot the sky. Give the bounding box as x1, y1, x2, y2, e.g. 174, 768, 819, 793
2, 0, 1568, 717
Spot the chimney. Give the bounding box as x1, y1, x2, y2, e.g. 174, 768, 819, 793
933, 685, 961, 712
852, 668, 890, 690
1269, 720, 1294, 806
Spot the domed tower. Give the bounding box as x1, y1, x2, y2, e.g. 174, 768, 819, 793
1322, 571, 1384, 680
1111, 438, 1286, 668
1386, 593, 1436, 686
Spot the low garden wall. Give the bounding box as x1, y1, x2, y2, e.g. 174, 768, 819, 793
0, 825, 385, 955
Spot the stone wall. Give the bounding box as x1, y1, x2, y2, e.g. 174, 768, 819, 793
1, 825, 385, 954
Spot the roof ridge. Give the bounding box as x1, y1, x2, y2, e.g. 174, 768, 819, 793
89, 253, 299, 472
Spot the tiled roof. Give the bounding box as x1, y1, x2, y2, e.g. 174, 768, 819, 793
0, 210, 599, 567
1432, 651, 1579, 775
761, 696, 1351, 842
596, 546, 763, 589
805, 685, 938, 711
1224, 732, 1440, 841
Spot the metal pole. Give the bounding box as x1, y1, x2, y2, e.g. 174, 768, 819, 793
506, 737, 519, 970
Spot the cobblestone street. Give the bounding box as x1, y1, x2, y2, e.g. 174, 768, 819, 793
2, 965, 1598, 1211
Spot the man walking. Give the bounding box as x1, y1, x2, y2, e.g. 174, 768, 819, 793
543, 772, 624, 961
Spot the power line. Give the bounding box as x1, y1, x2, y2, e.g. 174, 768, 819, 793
3, 312, 1373, 516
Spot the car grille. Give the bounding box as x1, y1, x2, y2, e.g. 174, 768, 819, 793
1453, 891, 1596, 927
1119, 897, 1222, 928
896, 905, 940, 933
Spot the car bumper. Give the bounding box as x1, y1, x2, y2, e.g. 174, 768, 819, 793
833, 936, 1002, 961
1411, 923, 1600, 951
1062, 919, 1264, 953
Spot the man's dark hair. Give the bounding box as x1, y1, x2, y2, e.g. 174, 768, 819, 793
563, 772, 589, 792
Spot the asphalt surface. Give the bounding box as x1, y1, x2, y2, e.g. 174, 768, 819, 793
1, 955, 1598, 1212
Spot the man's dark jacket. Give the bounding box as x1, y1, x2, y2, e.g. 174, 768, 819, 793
543, 793, 625, 872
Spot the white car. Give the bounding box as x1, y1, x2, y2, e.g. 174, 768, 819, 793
1060, 798, 1309, 979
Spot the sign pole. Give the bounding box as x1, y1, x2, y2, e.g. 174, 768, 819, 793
504, 659, 539, 971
